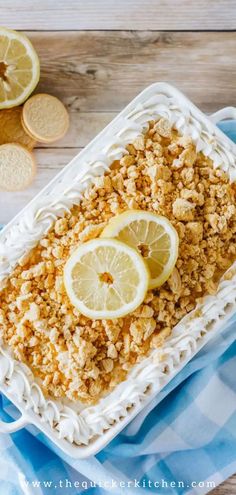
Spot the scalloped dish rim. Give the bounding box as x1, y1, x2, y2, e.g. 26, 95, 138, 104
0, 82, 236, 458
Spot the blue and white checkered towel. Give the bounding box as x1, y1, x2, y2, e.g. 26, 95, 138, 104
0, 121, 236, 495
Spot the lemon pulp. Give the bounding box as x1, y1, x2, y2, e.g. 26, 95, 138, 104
0, 27, 40, 109
101, 210, 179, 289
64, 238, 149, 319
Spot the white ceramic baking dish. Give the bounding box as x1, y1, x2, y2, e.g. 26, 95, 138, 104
0, 83, 236, 459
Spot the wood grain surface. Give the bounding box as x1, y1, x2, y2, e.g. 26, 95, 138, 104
1, 30, 236, 223
211, 475, 236, 494
0, 2, 235, 492
31, 31, 236, 114
0, 0, 236, 30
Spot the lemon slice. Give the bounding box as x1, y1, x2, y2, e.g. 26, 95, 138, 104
101, 210, 179, 289
0, 27, 40, 109
64, 238, 149, 320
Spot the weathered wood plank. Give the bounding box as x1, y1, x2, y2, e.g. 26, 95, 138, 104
28, 31, 236, 118
1, 30, 236, 222
0, 148, 79, 224
212, 475, 236, 494
42, 111, 115, 148
0, 0, 235, 30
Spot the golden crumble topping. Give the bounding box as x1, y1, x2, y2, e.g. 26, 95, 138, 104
1, 118, 236, 404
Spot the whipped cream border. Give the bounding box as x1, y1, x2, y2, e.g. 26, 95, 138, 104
0, 83, 236, 452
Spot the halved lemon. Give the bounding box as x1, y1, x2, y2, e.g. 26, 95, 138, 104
0, 27, 40, 109
101, 210, 179, 289
64, 238, 149, 320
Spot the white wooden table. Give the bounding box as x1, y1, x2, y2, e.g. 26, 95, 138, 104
0, 1, 235, 492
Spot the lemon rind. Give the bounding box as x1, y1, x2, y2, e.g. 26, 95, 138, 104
101, 210, 179, 289
64, 238, 150, 320
0, 27, 40, 109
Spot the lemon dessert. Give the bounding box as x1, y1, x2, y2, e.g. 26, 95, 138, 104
1, 118, 236, 404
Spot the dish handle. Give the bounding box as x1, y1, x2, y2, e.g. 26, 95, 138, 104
210, 106, 236, 124
0, 412, 28, 433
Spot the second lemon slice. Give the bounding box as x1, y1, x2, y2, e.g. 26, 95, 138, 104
101, 210, 179, 289
64, 238, 149, 320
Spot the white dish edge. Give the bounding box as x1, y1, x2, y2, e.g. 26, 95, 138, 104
0, 82, 236, 458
